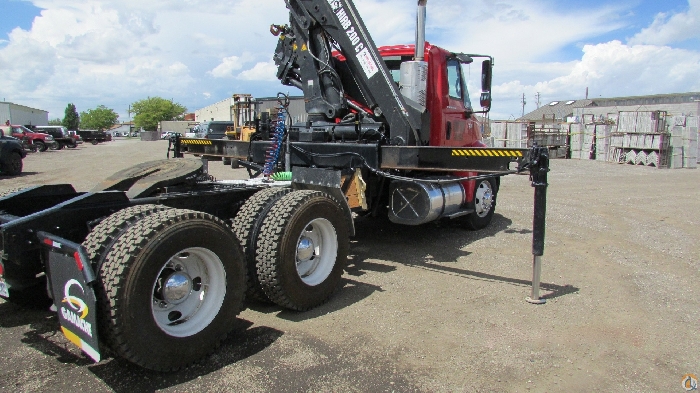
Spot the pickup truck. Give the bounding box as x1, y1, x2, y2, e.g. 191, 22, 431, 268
0, 128, 26, 175
33, 126, 79, 149
1, 125, 57, 152
77, 130, 108, 145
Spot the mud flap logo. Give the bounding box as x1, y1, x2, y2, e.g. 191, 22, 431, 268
46, 246, 101, 362
61, 279, 93, 337
682, 374, 698, 391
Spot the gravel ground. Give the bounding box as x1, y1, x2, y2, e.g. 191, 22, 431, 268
1, 138, 699, 392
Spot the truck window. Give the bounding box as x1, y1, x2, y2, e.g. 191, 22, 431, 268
446, 59, 462, 100
447, 59, 475, 111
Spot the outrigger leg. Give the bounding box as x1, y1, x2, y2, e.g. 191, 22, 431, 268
526, 146, 549, 304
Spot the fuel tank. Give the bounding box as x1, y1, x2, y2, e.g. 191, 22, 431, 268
388, 178, 465, 225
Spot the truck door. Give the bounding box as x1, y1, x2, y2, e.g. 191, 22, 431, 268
442, 58, 481, 147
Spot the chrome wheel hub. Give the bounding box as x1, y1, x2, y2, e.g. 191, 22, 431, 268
294, 218, 338, 286
475, 181, 494, 217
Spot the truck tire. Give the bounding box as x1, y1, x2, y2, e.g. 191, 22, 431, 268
2, 152, 23, 176
82, 204, 172, 271
49, 142, 62, 150
95, 209, 246, 371
255, 190, 349, 311
460, 177, 497, 230
34, 140, 47, 152
91, 140, 99, 145
232, 187, 292, 303
66, 142, 77, 148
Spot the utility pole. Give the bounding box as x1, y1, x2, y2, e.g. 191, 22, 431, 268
521, 93, 527, 118
128, 105, 133, 136
535, 92, 541, 109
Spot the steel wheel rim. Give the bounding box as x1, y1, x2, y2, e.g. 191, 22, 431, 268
474, 180, 494, 217
295, 218, 338, 286
151, 247, 226, 337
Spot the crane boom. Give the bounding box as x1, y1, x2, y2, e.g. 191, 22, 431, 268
273, 0, 424, 145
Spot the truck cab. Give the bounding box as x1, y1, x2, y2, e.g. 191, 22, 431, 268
378, 43, 485, 148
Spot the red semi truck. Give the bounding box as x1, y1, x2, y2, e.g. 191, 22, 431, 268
0, 0, 550, 371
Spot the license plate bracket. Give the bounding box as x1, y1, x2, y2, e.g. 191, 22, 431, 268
0, 277, 8, 298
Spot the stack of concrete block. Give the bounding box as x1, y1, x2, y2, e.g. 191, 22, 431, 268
569, 123, 583, 159
607, 111, 668, 167
666, 116, 699, 169
684, 117, 698, 168
507, 122, 527, 148
647, 151, 659, 167
490, 122, 527, 148
595, 124, 611, 161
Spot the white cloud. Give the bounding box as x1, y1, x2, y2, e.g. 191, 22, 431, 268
237, 61, 278, 81
209, 55, 247, 78
629, 0, 700, 45
0, 0, 699, 122
490, 41, 700, 119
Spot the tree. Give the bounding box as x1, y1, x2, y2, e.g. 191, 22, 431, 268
80, 105, 119, 131
62, 103, 80, 130
131, 97, 187, 131
48, 118, 63, 126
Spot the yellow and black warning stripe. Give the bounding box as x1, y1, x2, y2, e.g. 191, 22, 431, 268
180, 139, 213, 145
451, 149, 524, 157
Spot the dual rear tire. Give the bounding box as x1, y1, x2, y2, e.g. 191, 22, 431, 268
83, 206, 246, 371
63, 188, 347, 370
233, 189, 349, 311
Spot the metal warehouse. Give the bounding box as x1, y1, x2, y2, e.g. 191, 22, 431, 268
0, 101, 49, 126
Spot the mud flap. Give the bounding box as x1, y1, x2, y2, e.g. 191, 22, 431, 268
37, 232, 101, 363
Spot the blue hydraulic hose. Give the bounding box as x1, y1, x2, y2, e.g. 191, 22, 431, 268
263, 106, 286, 179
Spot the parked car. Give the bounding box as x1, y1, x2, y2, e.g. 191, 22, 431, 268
77, 130, 109, 145
33, 126, 79, 149
0, 128, 26, 176
160, 131, 181, 139
66, 130, 83, 144
0, 125, 57, 152
204, 121, 234, 139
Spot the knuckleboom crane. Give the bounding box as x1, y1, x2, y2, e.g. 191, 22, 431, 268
0, 0, 550, 372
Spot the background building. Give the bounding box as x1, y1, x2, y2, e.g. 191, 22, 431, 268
0, 101, 49, 126
519, 92, 700, 124
195, 94, 307, 124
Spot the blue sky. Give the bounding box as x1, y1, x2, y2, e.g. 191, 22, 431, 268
1, 0, 699, 121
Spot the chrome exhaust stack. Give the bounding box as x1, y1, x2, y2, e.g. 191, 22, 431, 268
400, 0, 428, 109
415, 0, 427, 61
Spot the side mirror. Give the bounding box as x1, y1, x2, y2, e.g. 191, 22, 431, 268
480, 59, 492, 110
481, 59, 492, 92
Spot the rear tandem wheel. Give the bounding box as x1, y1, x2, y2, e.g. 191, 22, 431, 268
232, 187, 292, 303
255, 190, 349, 311
87, 208, 246, 371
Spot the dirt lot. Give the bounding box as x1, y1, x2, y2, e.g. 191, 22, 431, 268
1, 138, 699, 392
